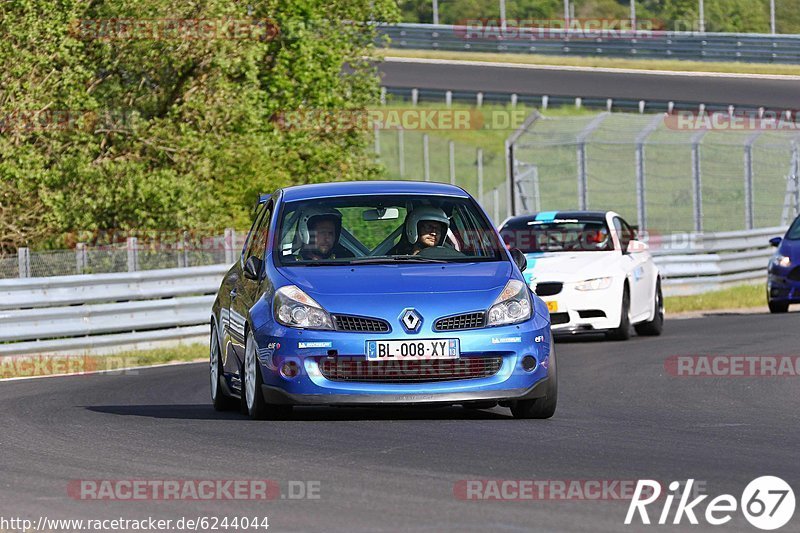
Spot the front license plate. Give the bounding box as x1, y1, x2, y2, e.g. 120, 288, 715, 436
365, 339, 460, 361
546, 301, 559, 312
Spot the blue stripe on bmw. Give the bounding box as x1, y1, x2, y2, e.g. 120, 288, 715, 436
523, 253, 544, 285
534, 211, 558, 222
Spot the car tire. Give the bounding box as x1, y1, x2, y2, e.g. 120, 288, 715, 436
210, 322, 236, 411
634, 278, 664, 336
606, 284, 632, 341
243, 329, 292, 420
768, 300, 789, 313
511, 342, 557, 419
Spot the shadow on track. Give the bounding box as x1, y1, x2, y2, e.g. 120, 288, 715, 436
85, 404, 514, 421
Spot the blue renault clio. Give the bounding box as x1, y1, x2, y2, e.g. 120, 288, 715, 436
210, 181, 555, 419
767, 214, 800, 313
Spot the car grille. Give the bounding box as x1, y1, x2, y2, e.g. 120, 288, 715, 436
332, 315, 390, 333
434, 312, 485, 331
534, 282, 563, 297
318, 356, 503, 383
550, 312, 570, 325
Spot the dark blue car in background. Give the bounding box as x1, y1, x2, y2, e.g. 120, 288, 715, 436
767, 214, 800, 313
210, 181, 556, 420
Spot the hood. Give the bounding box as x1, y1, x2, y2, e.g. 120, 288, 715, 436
522, 251, 620, 284
276, 262, 514, 321
279, 261, 512, 297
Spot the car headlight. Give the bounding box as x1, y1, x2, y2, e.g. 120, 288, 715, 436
575, 277, 613, 291
487, 280, 532, 327
274, 285, 334, 330
773, 255, 791, 268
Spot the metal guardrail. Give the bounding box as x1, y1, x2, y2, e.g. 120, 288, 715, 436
0, 226, 785, 356
0, 265, 227, 356
381, 23, 800, 64
650, 226, 786, 295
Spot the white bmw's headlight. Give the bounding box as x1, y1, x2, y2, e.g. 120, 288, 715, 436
773, 255, 791, 268
274, 285, 333, 330
487, 280, 532, 327
575, 277, 613, 291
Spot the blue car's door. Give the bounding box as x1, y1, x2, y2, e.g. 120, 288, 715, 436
228, 200, 274, 371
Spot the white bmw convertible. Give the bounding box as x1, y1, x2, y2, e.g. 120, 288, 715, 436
499, 211, 663, 340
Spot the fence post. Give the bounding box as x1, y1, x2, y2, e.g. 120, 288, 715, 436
18, 247, 30, 278
126, 237, 138, 272
577, 142, 588, 210
744, 133, 760, 230
397, 127, 405, 178
423, 134, 430, 181
493, 188, 500, 225
691, 131, 707, 233
224, 228, 236, 264
477, 148, 484, 201
634, 114, 663, 231
76, 243, 87, 275
448, 140, 456, 185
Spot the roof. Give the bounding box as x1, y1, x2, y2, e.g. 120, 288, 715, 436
280, 180, 470, 202
502, 210, 610, 227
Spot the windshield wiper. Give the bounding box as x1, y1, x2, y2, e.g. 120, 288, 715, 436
349, 255, 447, 264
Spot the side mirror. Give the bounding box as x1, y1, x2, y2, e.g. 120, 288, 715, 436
769, 237, 782, 247
627, 240, 649, 253
510, 248, 527, 272
243, 256, 263, 281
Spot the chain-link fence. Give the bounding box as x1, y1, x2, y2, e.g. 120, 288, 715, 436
375, 126, 511, 224
509, 112, 800, 233
0, 231, 245, 280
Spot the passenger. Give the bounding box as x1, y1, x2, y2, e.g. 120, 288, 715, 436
392, 206, 451, 256
295, 207, 354, 261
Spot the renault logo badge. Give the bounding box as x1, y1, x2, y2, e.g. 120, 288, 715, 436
400, 309, 422, 333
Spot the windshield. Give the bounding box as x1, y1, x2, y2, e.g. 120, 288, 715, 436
500, 218, 614, 253
274, 194, 505, 266
788, 216, 800, 240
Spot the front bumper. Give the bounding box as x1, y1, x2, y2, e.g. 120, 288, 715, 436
535, 280, 623, 333
252, 317, 551, 406
767, 272, 800, 303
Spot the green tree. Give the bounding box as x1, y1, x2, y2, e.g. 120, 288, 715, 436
0, 0, 398, 251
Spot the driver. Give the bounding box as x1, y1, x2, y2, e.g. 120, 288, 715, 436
294, 207, 354, 261
393, 206, 450, 256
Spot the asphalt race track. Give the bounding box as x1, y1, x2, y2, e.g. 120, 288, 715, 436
379, 58, 800, 109
1, 313, 798, 532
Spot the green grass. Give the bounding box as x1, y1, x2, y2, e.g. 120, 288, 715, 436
384, 49, 800, 77
665, 283, 765, 314
0, 343, 206, 380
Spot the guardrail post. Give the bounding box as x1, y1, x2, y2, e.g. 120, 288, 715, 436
476, 92, 483, 107
380, 87, 386, 105
224, 228, 236, 264
542, 95, 549, 110
423, 134, 430, 181
510, 94, 518, 107
18, 247, 30, 278
397, 127, 405, 178
411, 88, 418, 106
126, 237, 139, 272
448, 140, 456, 185
445, 91, 452, 108
76, 243, 87, 275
